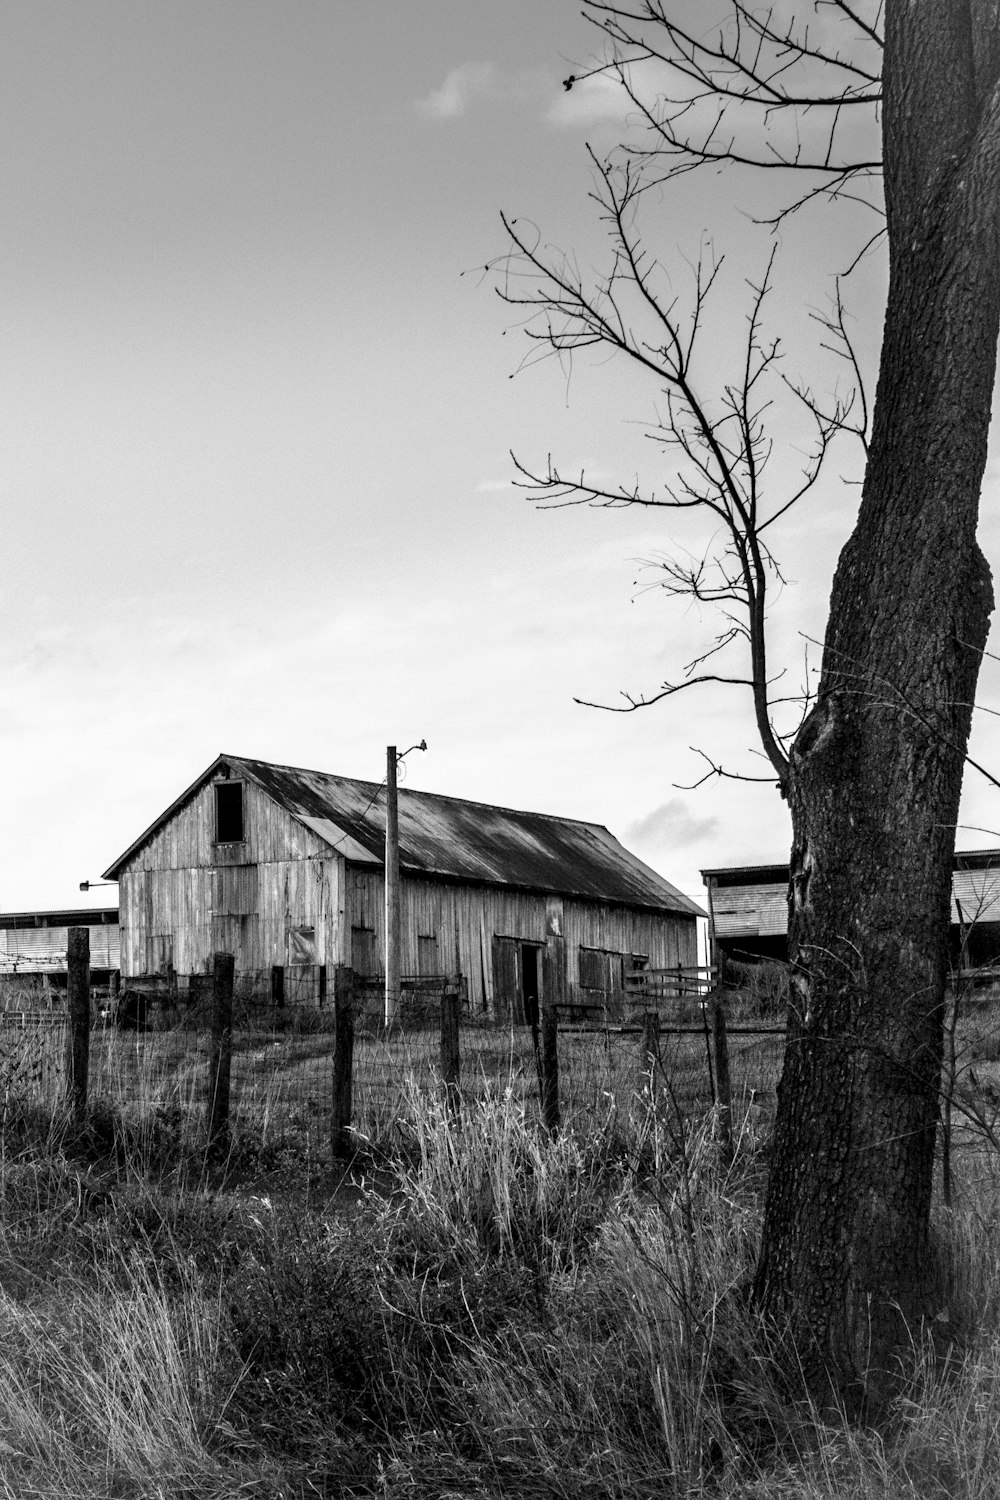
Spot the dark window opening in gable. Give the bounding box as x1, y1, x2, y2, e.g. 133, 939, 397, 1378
215, 782, 245, 844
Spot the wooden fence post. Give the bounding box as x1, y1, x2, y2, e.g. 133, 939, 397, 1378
540, 899, 564, 1135
207, 952, 234, 1153
332, 966, 355, 1162
440, 978, 461, 1116
641, 1009, 660, 1104
701, 989, 716, 1107
539, 1003, 560, 1134
712, 992, 733, 1168
66, 927, 90, 1126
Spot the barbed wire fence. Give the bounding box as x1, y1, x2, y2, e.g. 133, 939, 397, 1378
0, 938, 797, 1164
15, 941, 993, 1170
3, 939, 992, 1198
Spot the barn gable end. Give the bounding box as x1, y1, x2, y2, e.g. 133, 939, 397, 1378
114, 763, 346, 982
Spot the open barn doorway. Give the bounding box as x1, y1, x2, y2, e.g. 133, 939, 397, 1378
492, 936, 541, 1025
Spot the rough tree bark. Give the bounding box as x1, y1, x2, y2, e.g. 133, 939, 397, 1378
753, 2, 1000, 1414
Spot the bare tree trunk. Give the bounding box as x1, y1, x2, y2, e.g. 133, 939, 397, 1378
754, 1, 1000, 1414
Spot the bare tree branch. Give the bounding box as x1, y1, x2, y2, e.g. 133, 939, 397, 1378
672, 746, 783, 789
497, 172, 866, 781
573, 0, 884, 228
492, 3, 882, 791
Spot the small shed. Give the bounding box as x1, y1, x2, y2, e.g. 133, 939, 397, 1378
702, 849, 1000, 971
0, 908, 119, 982
102, 754, 703, 1015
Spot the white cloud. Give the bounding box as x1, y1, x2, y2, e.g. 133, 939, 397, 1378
416, 63, 627, 130
626, 798, 721, 851
416, 63, 495, 120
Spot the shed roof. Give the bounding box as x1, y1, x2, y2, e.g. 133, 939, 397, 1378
0, 908, 118, 931
104, 754, 703, 917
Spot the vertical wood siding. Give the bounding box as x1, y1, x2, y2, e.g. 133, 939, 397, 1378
349, 870, 697, 1013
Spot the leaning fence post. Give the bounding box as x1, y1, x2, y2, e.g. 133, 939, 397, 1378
207, 952, 234, 1153
66, 927, 90, 1126
332, 966, 355, 1162
641, 1009, 660, 1104
440, 978, 461, 1116
712, 991, 733, 1168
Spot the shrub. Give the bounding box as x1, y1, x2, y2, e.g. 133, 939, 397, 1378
377, 1080, 620, 1280
225, 1213, 389, 1452
724, 960, 789, 1022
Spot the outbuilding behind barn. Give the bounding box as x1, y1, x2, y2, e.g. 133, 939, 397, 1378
0, 908, 119, 983
703, 849, 1000, 974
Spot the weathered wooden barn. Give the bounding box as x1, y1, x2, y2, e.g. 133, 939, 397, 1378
102, 754, 703, 1015
703, 849, 1000, 971
0, 908, 119, 982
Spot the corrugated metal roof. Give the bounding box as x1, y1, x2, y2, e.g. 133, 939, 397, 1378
0, 908, 119, 930
104, 754, 704, 918
702, 862, 791, 884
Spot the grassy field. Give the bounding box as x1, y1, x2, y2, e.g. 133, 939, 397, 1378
0, 983, 997, 1495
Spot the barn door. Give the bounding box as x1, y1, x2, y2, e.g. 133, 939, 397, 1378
491, 938, 542, 1024
146, 933, 173, 976
491, 936, 524, 1023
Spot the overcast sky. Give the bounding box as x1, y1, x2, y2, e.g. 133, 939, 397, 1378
3, 1, 1000, 916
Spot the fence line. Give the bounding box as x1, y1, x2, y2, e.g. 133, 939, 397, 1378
7, 946, 988, 1207
0, 938, 792, 1160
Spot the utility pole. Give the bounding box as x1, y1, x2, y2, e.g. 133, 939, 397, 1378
384, 744, 400, 1028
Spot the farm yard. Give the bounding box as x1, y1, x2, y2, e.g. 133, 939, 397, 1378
0, 966, 997, 1498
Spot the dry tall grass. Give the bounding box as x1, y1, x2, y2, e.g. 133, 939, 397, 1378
370, 1084, 1000, 1499
0, 993, 997, 1494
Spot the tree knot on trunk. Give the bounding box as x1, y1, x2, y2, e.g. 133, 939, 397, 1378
790, 842, 815, 911
790, 697, 838, 772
